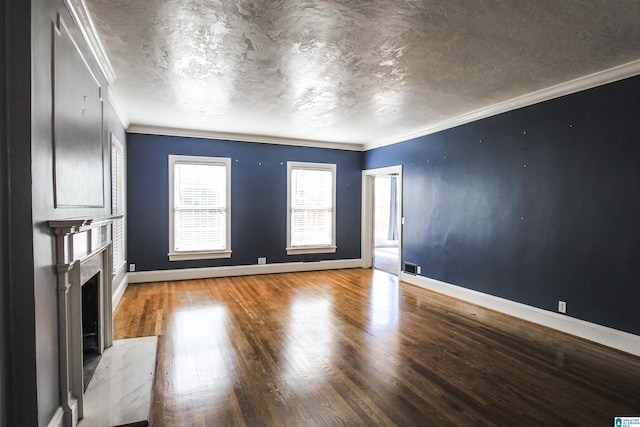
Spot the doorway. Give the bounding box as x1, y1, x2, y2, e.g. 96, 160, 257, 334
362, 166, 402, 275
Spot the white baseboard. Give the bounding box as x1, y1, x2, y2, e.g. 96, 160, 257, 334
400, 272, 640, 358
47, 397, 77, 427
47, 407, 64, 427
128, 259, 363, 284
111, 273, 128, 312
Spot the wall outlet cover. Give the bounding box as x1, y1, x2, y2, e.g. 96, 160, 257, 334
558, 300, 567, 314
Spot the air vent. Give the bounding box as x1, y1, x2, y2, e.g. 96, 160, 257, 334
404, 262, 417, 275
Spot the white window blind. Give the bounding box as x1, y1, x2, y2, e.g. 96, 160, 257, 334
169, 156, 231, 260
110, 136, 125, 274
287, 162, 336, 254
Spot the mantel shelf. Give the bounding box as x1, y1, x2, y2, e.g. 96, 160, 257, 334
49, 215, 119, 235
48, 215, 121, 232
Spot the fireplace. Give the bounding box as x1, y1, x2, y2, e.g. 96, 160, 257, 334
82, 272, 101, 391
50, 217, 114, 427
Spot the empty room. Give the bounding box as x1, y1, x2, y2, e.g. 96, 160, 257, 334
2, 1, 640, 426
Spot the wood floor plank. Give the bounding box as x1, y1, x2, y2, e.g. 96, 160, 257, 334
113, 269, 640, 426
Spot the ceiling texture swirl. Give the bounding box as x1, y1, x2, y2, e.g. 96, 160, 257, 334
85, 0, 640, 148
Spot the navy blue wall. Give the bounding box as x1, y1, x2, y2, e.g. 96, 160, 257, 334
365, 76, 640, 335
127, 134, 362, 271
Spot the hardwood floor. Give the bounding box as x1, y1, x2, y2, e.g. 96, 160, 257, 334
114, 269, 640, 426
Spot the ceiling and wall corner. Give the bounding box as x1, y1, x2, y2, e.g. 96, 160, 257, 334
80, 1, 640, 148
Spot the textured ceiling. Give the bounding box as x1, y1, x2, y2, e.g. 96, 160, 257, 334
85, 0, 640, 147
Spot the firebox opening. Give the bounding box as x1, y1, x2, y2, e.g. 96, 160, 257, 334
82, 272, 101, 391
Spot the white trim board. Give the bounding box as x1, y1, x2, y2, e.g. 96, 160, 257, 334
111, 272, 128, 312
127, 124, 363, 152
47, 407, 64, 427
400, 272, 640, 358
128, 259, 363, 284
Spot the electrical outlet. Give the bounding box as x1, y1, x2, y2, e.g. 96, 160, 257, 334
129, 263, 136, 272
558, 300, 566, 314
416, 265, 421, 275
258, 257, 266, 265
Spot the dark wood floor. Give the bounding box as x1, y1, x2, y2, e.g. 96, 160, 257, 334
114, 269, 640, 426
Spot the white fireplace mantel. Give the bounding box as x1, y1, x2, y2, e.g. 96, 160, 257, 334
50, 216, 114, 427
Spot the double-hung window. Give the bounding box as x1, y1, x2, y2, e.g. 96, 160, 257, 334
286, 161, 337, 255
168, 155, 231, 261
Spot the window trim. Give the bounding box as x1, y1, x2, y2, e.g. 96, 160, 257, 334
168, 155, 232, 261
110, 134, 127, 276
286, 161, 337, 255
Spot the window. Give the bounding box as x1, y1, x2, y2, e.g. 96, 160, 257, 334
110, 135, 126, 274
287, 162, 337, 255
168, 155, 231, 261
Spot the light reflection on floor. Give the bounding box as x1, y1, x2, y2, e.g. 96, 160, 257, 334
369, 272, 400, 330
366, 271, 401, 383
170, 305, 234, 397
284, 292, 335, 389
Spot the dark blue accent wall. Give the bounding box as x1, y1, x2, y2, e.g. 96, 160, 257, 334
365, 76, 640, 335
127, 134, 362, 271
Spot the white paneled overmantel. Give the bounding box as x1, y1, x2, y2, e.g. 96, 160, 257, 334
49, 216, 115, 427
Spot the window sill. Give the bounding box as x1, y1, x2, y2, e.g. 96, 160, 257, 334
168, 250, 232, 261
286, 246, 337, 255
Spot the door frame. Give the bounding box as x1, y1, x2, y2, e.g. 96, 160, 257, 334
361, 165, 403, 270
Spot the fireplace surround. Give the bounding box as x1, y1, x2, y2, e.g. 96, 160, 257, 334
49, 217, 114, 427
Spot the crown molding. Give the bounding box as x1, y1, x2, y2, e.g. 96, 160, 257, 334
107, 89, 130, 130
127, 124, 365, 151
63, 0, 116, 84
365, 58, 640, 151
